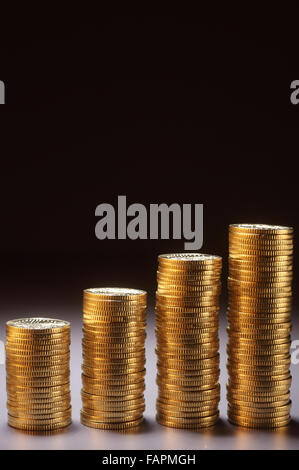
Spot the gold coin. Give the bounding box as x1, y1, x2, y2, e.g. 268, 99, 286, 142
83, 367, 145, 378
157, 410, 220, 423
227, 320, 291, 330
8, 409, 71, 422
156, 406, 218, 419
226, 358, 291, 368
228, 307, 292, 316
228, 237, 293, 247
227, 389, 290, 400
83, 304, 146, 314
82, 374, 145, 385
156, 323, 218, 333
156, 338, 218, 348
156, 327, 218, 337
156, 412, 219, 429
228, 400, 291, 412
228, 236, 293, 246
227, 332, 291, 342
7, 381, 70, 391
229, 244, 293, 254
156, 304, 219, 312
82, 405, 145, 416
158, 393, 219, 406
158, 384, 220, 401
82, 358, 145, 368
82, 400, 144, 412
227, 368, 290, 379
158, 365, 219, 376
229, 223, 293, 233
7, 396, 70, 407
83, 331, 145, 340
80, 408, 143, 422
6, 334, 70, 343
157, 376, 219, 389
157, 399, 219, 412
227, 380, 291, 392
82, 365, 145, 376
156, 316, 219, 326
81, 389, 144, 399
156, 351, 218, 361
81, 414, 143, 430
228, 408, 290, 424
228, 268, 293, 279
83, 300, 146, 309
157, 357, 219, 372
158, 252, 222, 265
6, 365, 70, 377
227, 377, 291, 388
228, 396, 291, 408
228, 406, 291, 419
83, 345, 145, 353
84, 287, 146, 300
6, 318, 70, 334
227, 335, 290, 345
8, 418, 72, 432
157, 274, 221, 284
82, 354, 145, 363
81, 389, 144, 401
82, 374, 144, 386
82, 382, 144, 393
227, 414, 290, 429
229, 262, 293, 273
82, 337, 145, 347
83, 315, 146, 325
156, 298, 219, 308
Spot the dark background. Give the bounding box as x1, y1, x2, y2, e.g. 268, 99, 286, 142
0, 8, 298, 316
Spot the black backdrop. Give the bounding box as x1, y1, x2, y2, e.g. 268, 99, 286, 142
0, 8, 298, 313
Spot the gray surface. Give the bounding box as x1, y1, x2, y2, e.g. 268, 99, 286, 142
0, 310, 298, 450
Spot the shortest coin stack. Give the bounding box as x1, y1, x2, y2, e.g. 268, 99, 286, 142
6, 318, 72, 432
81, 288, 147, 430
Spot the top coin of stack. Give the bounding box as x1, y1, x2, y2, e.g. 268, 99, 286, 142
227, 224, 293, 428
81, 287, 147, 430
6, 318, 72, 432
156, 253, 222, 429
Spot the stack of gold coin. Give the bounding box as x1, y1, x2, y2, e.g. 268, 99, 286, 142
227, 224, 293, 428
155, 253, 222, 429
81, 287, 147, 430
6, 318, 71, 432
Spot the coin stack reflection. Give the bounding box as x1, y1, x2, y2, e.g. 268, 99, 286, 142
81, 288, 147, 430
155, 254, 222, 429
6, 318, 71, 432
227, 224, 293, 428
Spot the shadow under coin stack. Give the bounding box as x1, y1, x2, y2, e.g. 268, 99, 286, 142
227, 224, 293, 428
155, 254, 222, 429
81, 288, 147, 430
6, 318, 72, 432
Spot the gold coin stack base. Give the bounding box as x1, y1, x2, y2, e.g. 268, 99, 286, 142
81, 287, 147, 430
155, 253, 222, 429
227, 224, 293, 429
6, 318, 72, 432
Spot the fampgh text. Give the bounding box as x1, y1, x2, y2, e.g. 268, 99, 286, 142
102, 454, 196, 466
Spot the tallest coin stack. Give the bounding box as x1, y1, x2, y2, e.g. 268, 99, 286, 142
227, 224, 293, 428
